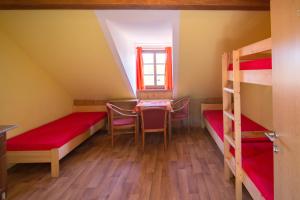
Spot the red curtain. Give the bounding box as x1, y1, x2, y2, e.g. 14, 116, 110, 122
136, 47, 144, 90
165, 47, 173, 90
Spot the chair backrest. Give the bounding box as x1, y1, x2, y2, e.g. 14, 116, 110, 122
172, 96, 190, 114
140, 107, 168, 131
106, 102, 137, 130
106, 103, 127, 122
106, 103, 114, 127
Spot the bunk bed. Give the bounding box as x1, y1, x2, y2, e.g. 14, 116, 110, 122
201, 38, 273, 200
201, 105, 273, 200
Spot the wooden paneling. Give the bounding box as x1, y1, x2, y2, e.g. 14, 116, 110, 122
271, 0, 300, 199
73, 99, 137, 106
137, 90, 173, 100
73, 99, 138, 113
74, 98, 222, 127
0, 0, 270, 10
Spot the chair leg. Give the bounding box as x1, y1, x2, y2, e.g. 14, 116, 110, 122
164, 130, 167, 150
111, 128, 114, 147
168, 121, 172, 142
181, 120, 185, 133
168, 114, 172, 141
134, 124, 138, 145
187, 117, 191, 134
107, 118, 110, 135
142, 130, 145, 151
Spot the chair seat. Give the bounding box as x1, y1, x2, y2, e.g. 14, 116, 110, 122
113, 117, 135, 126
171, 112, 188, 120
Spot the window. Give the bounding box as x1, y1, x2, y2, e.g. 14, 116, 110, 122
142, 50, 166, 89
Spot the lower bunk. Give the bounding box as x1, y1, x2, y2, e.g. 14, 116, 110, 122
6, 112, 107, 177
201, 104, 274, 200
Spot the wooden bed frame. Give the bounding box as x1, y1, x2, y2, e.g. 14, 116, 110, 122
7, 119, 106, 177
201, 103, 266, 200
201, 104, 224, 153
227, 38, 272, 86
220, 37, 272, 200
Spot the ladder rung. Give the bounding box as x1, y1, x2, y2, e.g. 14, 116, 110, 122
224, 134, 236, 148
224, 111, 234, 121
223, 87, 234, 94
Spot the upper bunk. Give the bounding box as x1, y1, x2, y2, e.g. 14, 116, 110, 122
226, 38, 272, 86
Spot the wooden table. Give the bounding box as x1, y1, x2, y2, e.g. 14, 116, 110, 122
136, 100, 173, 141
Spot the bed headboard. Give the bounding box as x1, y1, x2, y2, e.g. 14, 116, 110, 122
200, 104, 223, 128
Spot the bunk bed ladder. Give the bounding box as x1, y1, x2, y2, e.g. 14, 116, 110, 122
222, 51, 243, 200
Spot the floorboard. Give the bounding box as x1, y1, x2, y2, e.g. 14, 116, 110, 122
7, 128, 252, 200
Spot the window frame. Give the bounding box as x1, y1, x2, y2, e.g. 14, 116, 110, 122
142, 49, 166, 90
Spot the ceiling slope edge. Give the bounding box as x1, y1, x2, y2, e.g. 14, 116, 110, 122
95, 11, 135, 96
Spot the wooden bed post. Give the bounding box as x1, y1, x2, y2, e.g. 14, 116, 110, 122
50, 149, 59, 177
233, 50, 242, 200
223, 50, 242, 200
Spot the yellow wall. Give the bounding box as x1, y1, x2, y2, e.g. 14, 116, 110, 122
179, 11, 271, 98
0, 31, 73, 139
179, 11, 272, 127
241, 84, 273, 130
0, 10, 133, 100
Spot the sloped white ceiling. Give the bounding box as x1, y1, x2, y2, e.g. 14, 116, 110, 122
95, 10, 180, 95
0, 10, 134, 100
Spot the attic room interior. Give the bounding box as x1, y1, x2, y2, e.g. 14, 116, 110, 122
0, 0, 299, 200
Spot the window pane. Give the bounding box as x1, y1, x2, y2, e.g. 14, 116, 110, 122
157, 75, 165, 86
156, 53, 166, 64
144, 65, 154, 74
142, 53, 154, 64
144, 75, 155, 86
157, 64, 165, 75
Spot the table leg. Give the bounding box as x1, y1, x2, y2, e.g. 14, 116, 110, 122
168, 112, 172, 142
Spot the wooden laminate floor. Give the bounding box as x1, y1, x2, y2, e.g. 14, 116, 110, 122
7, 128, 251, 200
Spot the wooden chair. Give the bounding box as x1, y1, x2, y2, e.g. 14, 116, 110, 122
171, 96, 191, 133
140, 107, 168, 150
106, 103, 139, 147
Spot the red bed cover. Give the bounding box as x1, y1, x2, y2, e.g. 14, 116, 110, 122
203, 110, 274, 200
203, 110, 268, 141
228, 57, 272, 71
7, 112, 107, 151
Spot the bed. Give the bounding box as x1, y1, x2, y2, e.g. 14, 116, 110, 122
201, 104, 274, 200
7, 112, 107, 177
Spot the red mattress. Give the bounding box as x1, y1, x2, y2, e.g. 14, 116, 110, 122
228, 57, 272, 71
7, 112, 107, 151
230, 141, 274, 200
203, 110, 273, 200
203, 110, 268, 141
